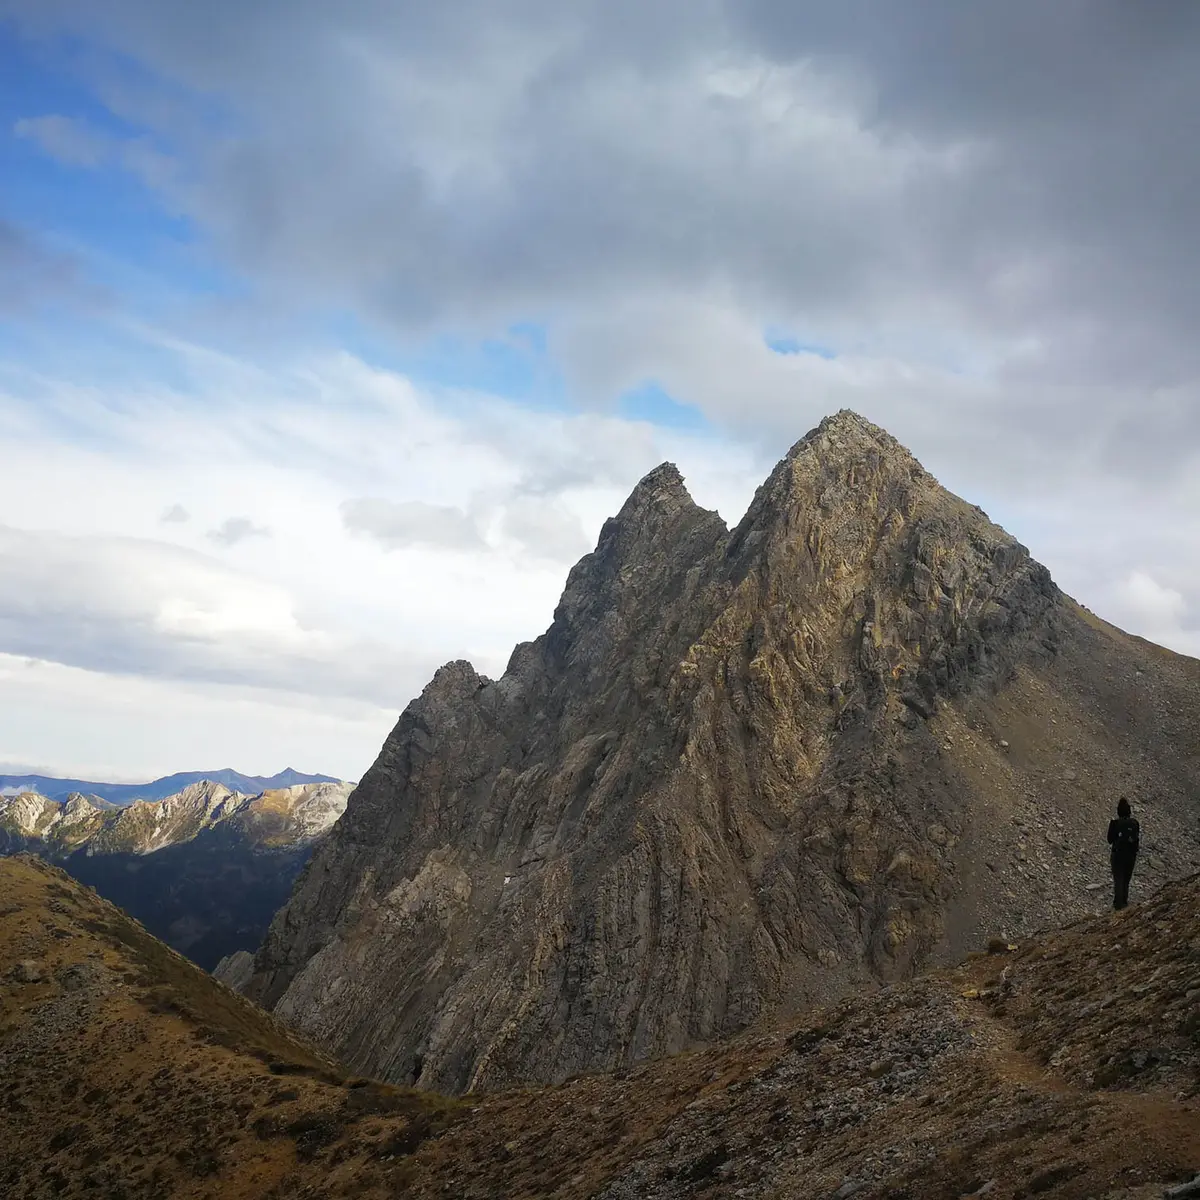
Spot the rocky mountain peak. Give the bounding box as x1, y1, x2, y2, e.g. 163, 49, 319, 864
731, 409, 927, 551
60, 794, 101, 822
242, 782, 355, 841
616, 460, 695, 517
0, 793, 56, 837
244, 412, 1200, 1096
542, 462, 727, 676
800, 407, 910, 454
585, 460, 715, 570
169, 779, 237, 807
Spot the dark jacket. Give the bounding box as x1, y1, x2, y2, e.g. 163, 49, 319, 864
1107, 816, 1140, 861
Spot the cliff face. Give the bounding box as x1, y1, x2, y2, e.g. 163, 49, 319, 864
246, 411, 1200, 1094
0, 781, 354, 969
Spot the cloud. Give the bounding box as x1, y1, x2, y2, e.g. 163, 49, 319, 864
0, 347, 762, 768
0, 653, 396, 782
207, 516, 271, 546
1100, 570, 1199, 657
4, 8, 1193, 348
161, 503, 190, 523
6, 1, 1199, 489
499, 496, 590, 562
1115, 571, 1187, 629
341, 494, 593, 561
340, 498, 483, 551
14, 114, 110, 167
14, 112, 179, 194
0, 219, 83, 314
0, 522, 435, 705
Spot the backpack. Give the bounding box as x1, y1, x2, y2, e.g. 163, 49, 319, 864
1112, 819, 1138, 852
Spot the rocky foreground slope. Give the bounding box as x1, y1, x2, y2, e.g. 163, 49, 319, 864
0, 781, 353, 969
244, 410, 1200, 1093
3, 855, 1198, 1199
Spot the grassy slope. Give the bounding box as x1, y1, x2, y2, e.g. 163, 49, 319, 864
2, 855, 1198, 1199
0, 857, 459, 1200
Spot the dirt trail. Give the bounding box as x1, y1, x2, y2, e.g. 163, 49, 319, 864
961, 995, 1074, 1095
965, 982, 1198, 1143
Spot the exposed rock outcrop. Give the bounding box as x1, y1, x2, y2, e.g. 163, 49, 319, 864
246, 411, 1200, 1093
213, 949, 256, 992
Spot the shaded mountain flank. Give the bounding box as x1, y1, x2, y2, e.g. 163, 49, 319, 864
244, 410, 1200, 1095
3, 855, 1199, 1199
0, 781, 353, 970
0, 767, 343, 806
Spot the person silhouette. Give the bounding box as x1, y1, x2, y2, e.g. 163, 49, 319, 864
1106, 797, 1140, 910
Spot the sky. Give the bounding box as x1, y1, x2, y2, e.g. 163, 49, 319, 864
0, 2, 1198, 783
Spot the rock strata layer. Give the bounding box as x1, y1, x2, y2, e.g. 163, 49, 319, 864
246, 411, 1200, 1093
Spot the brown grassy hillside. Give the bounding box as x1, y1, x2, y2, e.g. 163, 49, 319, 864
3, 855, 1199, 1198
0, 857, 458, 1200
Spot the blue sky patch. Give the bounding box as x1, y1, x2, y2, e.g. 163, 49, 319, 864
764, 332, 836, 360
618, 382, 711, 433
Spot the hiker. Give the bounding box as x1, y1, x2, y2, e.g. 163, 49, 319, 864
1106, 797, 1140, 910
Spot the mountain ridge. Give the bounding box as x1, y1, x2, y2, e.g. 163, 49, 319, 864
243, 409, 1200, 1094
0, 766, 345, 806
0, 779, 354, 855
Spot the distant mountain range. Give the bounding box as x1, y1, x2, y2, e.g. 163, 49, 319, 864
0, 767, 343, 806
0, 778, 355, 969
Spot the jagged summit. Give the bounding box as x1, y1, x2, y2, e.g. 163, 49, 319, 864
544, 459, 726, 661
622, 460, 693, 506
800, 406, 905, 448
593, 411, 920, 583
594, 459, 715, 548
244, 412, 1200, 1095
